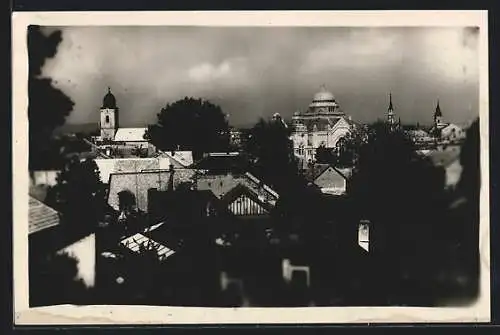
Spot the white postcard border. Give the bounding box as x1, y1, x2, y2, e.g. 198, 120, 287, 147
12, 10, 490, 324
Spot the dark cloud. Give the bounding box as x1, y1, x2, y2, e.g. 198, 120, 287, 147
40, 26, 480, 128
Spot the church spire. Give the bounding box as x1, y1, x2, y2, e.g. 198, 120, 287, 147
435, 99, 442, 117
388, 93, 394, 112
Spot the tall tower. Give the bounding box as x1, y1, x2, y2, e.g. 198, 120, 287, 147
387, 93, 396, 127
434, 99, 443, 126
100, 87, 119, 141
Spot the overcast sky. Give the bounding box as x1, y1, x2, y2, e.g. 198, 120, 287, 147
40, 26, 480, 127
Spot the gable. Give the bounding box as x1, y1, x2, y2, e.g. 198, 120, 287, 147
335, 117, 351, 129
228, 194, 269, 216
314, 167, 346, 189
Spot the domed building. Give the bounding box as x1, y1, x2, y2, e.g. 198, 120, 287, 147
290, 86, 356, 164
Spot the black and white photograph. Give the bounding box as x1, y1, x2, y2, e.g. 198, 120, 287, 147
13, 10, 490, 324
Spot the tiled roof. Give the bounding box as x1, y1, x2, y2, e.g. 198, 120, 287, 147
28, 196, 60, 234
196, 172, 279, 206
113, 127, 148, 142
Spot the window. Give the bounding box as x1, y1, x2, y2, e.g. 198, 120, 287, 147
105, 115, 110, 124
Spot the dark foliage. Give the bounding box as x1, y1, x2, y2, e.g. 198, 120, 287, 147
347, 120, 480, 305
243, 118, 302, 194
30, 251, 92, 306
315, 126, 368, 168
314, 144, 335, 164
145, 97, 230, 160
45, 157, 107, 234
28, 25, 74, 170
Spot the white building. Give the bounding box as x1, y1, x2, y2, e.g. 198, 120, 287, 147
430, 100, 466, 143
290, 86, 356, 163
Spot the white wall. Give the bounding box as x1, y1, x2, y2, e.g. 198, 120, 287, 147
57, 234, 96, 288
30, 170, 59, 187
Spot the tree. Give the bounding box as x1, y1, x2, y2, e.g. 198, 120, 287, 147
348, 121, 447, 304
243, 117, 300, 194
315, 127, 368, 168
46, 157, 106, 234
30, 251, 91, 306
442, 118, 480, 302
28, 25, 74, 170
145, 97, 230, 160
315, 144, 335, 164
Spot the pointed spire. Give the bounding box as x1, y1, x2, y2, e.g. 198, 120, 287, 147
388, 93, 394, 112
435, 99, 442, 117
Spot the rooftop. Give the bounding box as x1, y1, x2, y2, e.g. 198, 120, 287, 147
29, 196, 60, 235
113, 127, 148, 142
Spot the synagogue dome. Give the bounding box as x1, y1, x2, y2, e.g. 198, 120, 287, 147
308, 85, 339, 112
312, 86, 335, 103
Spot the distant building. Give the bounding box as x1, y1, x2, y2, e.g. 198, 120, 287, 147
91, 87, 156, 156
229, 127, 243, 148
407, 129, 432, 145
290, 86, 356, 164
106, 164, 279, 215
385, 93, 402, 132
429, 100, 466, 143
304, 163, 352, 196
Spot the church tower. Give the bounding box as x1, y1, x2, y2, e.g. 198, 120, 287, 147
387, 93, 396, 128
434, 99, 443, 126
100, 87, 119, 141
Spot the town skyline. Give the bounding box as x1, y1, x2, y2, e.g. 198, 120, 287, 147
39, 26, 480, 128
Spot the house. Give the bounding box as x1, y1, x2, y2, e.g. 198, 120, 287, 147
221, 183, 274, 218
95, 157, 171, 184
107, 168, 197, 212
407, 129, 433, 145
304, 163, 351, 195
